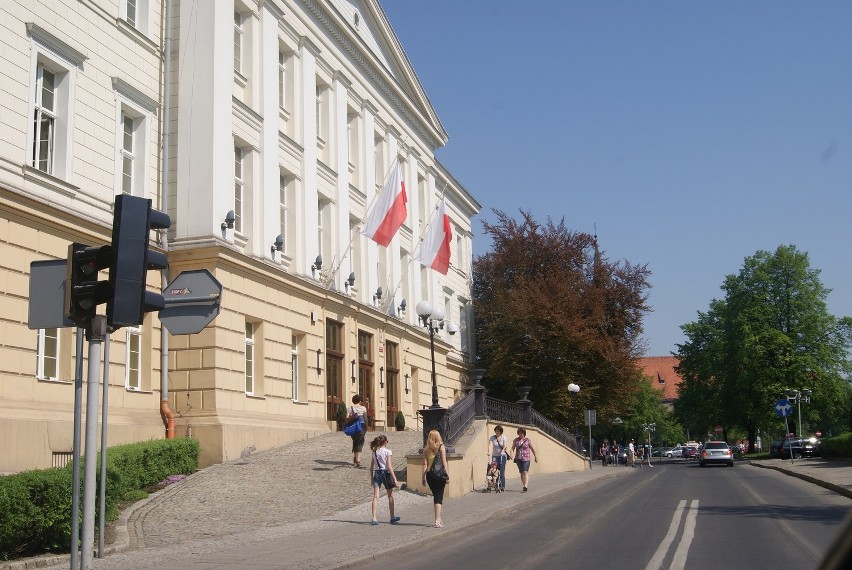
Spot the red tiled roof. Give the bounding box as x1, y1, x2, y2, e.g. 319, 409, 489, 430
637, 356, 681, 402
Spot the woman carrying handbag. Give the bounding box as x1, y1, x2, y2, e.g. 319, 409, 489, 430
422, 429, 449, 528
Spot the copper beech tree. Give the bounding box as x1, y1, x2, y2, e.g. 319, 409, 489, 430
472, 210, 651, 428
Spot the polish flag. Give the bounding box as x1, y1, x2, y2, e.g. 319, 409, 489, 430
361, 159, 407, 247
416, 198, 452, 274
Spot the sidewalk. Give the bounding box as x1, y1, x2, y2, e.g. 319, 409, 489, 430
4, 439, 851, 570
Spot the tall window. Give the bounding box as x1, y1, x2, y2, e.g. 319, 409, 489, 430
233, 10, 243, 74
32, 65, 56, 173
126, 327, 141, 389
37, 328, 59, 381
120, 113, 135, 194
126, 0, 137, 27
279, 175, 288, 253
317, 199, 325, 259
326, 320, 344, 421
234, 146, 244, 233
245, 322, 255, 395
278, 50, 286, 109
291, 335, 299, 401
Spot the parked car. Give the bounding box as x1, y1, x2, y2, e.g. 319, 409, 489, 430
682, 446, 699, 459
699, 441, 734, 467
781, 437, 820, 459
653, 447, 672, 457
664, 446, 684, 458
769, 439, 784, 458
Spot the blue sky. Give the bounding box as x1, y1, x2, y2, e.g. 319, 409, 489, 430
381, 1, 852, 357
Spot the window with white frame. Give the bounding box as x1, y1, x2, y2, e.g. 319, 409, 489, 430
32, 64, 56, 173
317, 199, 331, 261
37, 328, 60, 381
120, 113, 135, 194
113, 82, 155, 197
27, 25, 83, 181
245, 321, 255, 395
291, 335, 299, 401
234, 145, 244, 233
279, 175, 288, 254
126, 327, 141, 390
233, 10, 244, 75
126, 0, 138, 27
278, 50, 287, 110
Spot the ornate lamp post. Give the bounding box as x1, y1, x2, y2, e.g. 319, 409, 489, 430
416, 300, 457, 449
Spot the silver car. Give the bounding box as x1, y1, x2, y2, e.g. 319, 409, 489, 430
699, 441, 734, 467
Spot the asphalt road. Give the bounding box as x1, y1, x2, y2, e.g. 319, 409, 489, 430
359, 460, 851, 570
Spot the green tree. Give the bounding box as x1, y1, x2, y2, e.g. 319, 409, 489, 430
676, 245, 852, 451
472, 210, 651, 429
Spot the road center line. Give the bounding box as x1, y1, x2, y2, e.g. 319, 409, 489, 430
645, 499, 688, 570
670, 499, 699, 570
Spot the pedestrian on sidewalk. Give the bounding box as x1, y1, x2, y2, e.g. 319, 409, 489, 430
423, 430, 449, 528
511, 428, 538, 492
369, 434, 400, 526
487, 424, 509, 492
628, 439, 636, 467
348, 395, 367, 468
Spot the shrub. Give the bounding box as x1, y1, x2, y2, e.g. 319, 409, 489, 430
394, 411, 405, 430
819, 432, 852, 459
0, 437, 199, 561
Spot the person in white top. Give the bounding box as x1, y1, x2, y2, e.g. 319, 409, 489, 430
628, 440, 636, 467
369, 434, 400, 525
487, 425, 509, 492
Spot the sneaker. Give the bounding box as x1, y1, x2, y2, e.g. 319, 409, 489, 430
434, 521, 443, 528
371, 520, 379, 526
522, 487, 528, 492
390, 516, 400, 524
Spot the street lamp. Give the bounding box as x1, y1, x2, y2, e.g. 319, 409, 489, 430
416, 300, 445, 409
642, 423, 656, 465
567, 383, 580, 433
785, 388, 812, 438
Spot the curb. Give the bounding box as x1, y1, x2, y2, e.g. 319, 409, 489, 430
748, 461, 852, 500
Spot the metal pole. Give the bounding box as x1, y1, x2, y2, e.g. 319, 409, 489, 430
428, 322, 438, 408
797, 396, 802, 439
97, 334, 110, 558
784, 413, 793, 465
81, 316, 106, 569
588, 422, 593, 470
70, 328, 84, 570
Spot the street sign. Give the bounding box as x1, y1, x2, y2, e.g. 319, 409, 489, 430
28, 260, 73, 329
584, 409, 596, 426
714, 425, 723, 434
158, 269, 222, 335
775, 399, 793, 418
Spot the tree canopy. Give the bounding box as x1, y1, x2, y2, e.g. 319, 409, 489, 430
472, 210, 652, 429
675, 245, 852, 449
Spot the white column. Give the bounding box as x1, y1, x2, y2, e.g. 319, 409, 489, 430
359, 102, 377, 303
333, 72, 351, 288
260, 2, 283, 260
299, 38, 321, 274
176, 0, 233, 239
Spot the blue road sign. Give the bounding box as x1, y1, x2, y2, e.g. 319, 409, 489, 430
775, 399, 793, 418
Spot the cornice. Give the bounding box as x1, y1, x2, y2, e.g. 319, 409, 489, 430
298, 0, 444, 150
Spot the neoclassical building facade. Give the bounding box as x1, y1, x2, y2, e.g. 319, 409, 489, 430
0, 0, 480, 472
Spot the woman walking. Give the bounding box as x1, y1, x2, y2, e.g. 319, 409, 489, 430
369, 434, 400, 525
348, 395, 367, 467
487, 425, 509, 492
423, 429, 449, 527
511, 427, 537, 492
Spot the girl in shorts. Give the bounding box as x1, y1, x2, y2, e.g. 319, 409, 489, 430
369, 434, 400, 526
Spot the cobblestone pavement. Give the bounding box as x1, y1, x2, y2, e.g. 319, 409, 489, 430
127, 430, 425, 548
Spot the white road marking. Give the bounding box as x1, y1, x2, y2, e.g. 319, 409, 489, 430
645, 499, 699, 570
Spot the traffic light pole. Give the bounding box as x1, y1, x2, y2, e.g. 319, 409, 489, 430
70, 329, 84, 570
81, 316, 106, 570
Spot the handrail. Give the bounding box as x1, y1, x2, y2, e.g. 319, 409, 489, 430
484, 396, 581, 454
443, 390, 475, 445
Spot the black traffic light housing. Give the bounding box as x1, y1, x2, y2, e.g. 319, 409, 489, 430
106, 195, 170, 330
65, 243, 112, 329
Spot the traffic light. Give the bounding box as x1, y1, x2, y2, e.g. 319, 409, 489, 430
65, 242, 112, 328
107, 195, 171, 329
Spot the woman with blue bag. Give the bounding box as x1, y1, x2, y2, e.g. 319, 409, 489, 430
346, 394, 367, 467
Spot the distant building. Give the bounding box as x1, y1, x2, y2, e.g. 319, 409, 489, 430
0, 0, 480, 473
638, 356, 682, 409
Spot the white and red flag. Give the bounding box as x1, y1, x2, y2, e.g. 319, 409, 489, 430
416, 197, 452, 275
361, 159, 407, 247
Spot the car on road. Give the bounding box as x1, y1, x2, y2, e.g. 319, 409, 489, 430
699, 441, 734, 467
780, 437, 820, 459
653, 447, 672, 457
769, 439, 784, 458
663, 446, 684, 458
682, 446, 699, 459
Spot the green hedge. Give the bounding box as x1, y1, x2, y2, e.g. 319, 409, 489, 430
0, 438, 199, 561
819, 432, 852, 459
